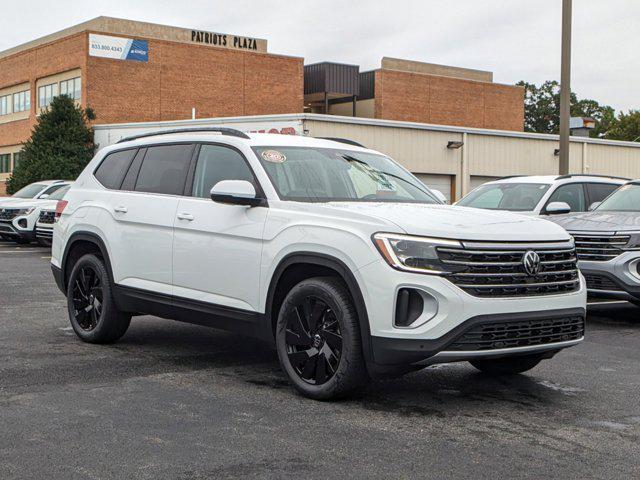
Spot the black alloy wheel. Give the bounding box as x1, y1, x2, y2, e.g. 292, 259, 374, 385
71, 265, 104, 331
285, 295, 343, 385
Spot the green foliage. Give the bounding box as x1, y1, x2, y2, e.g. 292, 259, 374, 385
6, 95, 94, 194
517, 80, 615, 138
604, 110, 640, 142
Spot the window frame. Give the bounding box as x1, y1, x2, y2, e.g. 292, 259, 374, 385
92, 147, 140, 190
184, 142, 267, 204
541, 182, 588, 214
129, 142, 197, 197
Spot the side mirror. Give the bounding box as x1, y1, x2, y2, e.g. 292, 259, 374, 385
545, 201, 571, 215
210, 180, 262, 207
431, 189, 449, 204
38, 194, 50, 199
589, 202, 602, 211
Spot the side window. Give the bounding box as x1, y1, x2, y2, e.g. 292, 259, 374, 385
39, 184, 65, 197
134, 144, 193, 195
586, 183, 619, 206
546, 184, 586, 212
94, 149, 137, 189
192, 145, 255, 198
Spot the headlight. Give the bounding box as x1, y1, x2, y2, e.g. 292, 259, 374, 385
622, 232, 640, 251
373, 233, 462, 274
15, 208, 35, 216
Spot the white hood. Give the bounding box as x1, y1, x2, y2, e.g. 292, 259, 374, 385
314, 202, 571, 242
0, 198, 58, 210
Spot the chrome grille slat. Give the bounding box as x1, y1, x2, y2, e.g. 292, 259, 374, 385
572, 233, 629, 262
437, 243, 580, 298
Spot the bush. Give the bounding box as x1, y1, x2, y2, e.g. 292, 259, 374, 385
7, 96, 95, 194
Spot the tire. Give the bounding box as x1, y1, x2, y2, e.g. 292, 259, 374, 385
275, 277, 368, 400
67, 253, 131, 344
470, 354, 544, 375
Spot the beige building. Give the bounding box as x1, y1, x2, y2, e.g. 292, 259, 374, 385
93, 113, 640, 202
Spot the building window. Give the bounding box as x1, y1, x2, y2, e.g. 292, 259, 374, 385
60, 77, 81, 100
38, 83, 58, 108
12, 151, 23, 170
12, 90, 30, 113
0, 95, 10, 116
0, 154, 11, 173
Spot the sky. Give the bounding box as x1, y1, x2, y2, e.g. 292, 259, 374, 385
1, 0, 638, 112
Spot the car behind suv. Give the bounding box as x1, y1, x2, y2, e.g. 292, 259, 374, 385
51, 128, 587, 399
456, 175, 626, 216
551, 181, 640, 305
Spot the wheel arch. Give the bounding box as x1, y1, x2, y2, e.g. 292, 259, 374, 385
60, 232, 115, 294
265, 252, 373, 364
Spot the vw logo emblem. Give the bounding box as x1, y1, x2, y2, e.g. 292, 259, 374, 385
523, 250, 541, 276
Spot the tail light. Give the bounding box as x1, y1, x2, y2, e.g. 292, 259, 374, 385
55, 200, 68, 221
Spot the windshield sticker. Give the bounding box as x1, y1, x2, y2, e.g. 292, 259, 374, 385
261, 150, 286, 163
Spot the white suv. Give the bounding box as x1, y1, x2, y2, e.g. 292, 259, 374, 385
456, 175, 626, 215
51, 128, 587, 400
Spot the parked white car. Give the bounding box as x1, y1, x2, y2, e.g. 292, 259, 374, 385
456, 175, 626, 216
32, 185, 72, 246
51, 129, 586, 400
1, 182, 71, 243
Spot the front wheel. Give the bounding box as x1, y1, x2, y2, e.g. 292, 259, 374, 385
67, 253, 131, 343
275, 277, 368, 400
470, 354, 544, 375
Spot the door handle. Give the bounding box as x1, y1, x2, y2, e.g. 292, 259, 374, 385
114, 206, 128, 213
177, 213, 194, 221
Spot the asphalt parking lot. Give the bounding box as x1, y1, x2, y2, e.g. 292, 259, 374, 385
1, 240, 639, 479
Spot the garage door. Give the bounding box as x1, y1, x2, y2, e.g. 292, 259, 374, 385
413, 174, 453, 203
470, 176, 500, 191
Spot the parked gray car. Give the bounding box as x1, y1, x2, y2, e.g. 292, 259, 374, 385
552, 181, 640, 305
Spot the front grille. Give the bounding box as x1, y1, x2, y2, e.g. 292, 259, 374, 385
36, 228, 53, 239
0, 209, 19, 221
447, 316, 585, 351
38, 210, 55, 224
438, 243, 579, 297
572, 234, 630, 261
584, 274, 623, 291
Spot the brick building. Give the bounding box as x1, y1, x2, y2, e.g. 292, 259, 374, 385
0, 17, 303, 194
0, 17, 524, 194
304, 57, 524, 131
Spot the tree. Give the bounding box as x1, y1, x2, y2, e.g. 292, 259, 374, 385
603, 110, 640, 142
517, 80, 615, 138
6, 95, 95, 194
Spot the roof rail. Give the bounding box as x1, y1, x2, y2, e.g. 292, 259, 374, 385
117, 127, 250, 144
555, 174, 631, 181
317, 137, 366, 148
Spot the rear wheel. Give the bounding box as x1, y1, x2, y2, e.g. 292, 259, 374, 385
470, 354, 544, 375
275, 277, 368, 400
67, 254, 131, 343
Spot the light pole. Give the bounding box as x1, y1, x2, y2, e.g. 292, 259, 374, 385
559, 0, 572, 175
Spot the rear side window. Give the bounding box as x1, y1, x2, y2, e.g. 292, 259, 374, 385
192, 145, 255, 198
94, 149, 137, 189
134, 144, 193, 195
586, 183, 619, 205
39, 184, 66, 197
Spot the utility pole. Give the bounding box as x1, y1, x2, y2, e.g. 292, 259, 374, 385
559, 0, 572, 174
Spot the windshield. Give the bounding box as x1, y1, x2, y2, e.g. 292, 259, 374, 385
12, 183, 46, 199
457, 183, 551, 211
253, 146, 438, 203
596, 183, 640, 211
48, 185, 70, 200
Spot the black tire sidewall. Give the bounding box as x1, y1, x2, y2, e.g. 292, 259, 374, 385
276, 277, 366, 400
67, 254, 127, 343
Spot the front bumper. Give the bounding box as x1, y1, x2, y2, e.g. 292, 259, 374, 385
0, 217, 36, 241
371, 308, 585, 366
355, 259, 587, 367
580, 252, 640, 301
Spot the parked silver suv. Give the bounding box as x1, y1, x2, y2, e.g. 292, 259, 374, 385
552, 181, 640, 305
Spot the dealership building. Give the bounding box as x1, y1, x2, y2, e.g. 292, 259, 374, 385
0, 16, 529, 194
